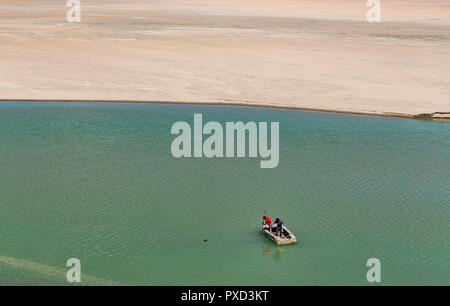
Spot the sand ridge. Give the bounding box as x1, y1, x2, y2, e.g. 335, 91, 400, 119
0, 0, 449, 116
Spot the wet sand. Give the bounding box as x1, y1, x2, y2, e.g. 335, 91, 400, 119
1, 0, 449, 117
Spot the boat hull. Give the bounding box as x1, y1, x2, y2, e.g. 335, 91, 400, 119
261, 224, 297, 245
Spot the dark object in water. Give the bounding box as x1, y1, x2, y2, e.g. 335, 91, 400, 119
413, 112, 450, 119
203, 239, 208, 242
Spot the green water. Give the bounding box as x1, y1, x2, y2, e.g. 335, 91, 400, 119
0, 101, 448, 285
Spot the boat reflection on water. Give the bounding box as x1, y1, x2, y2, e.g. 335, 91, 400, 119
260, 237, 297, 262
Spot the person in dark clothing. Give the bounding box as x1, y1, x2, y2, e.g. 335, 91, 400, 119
275, 218, 284, 237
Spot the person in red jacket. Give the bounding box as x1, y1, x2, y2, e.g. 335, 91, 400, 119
263, 215, 272, 231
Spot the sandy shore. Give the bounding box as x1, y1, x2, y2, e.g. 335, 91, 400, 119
1, 0, 449, 117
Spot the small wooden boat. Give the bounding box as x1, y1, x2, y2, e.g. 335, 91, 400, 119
261, 223, 297, 245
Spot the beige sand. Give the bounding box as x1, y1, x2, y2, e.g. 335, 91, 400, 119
1, 0, 449, 117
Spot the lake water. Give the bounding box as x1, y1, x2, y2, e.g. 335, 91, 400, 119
0, 101, 448, 285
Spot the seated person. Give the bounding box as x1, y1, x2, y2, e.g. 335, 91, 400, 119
275, 218, 284, 237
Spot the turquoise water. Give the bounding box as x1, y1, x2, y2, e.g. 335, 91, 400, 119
0, 101, 448, 285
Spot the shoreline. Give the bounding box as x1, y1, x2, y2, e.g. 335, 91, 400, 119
2, 99, 449, 120
1, 1, 449, 119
